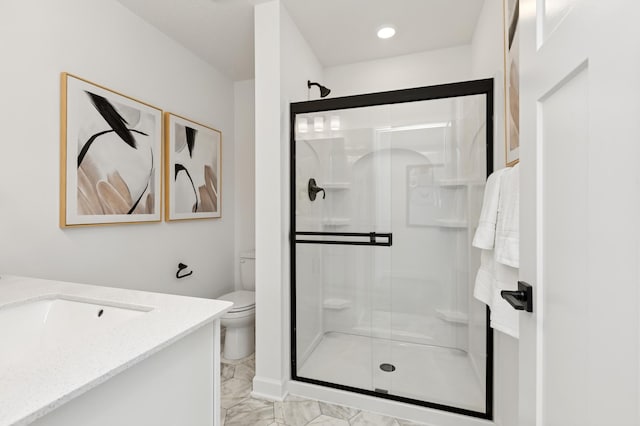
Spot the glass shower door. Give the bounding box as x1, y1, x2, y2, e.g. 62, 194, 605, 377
291, 80, 493, 419
292, 104, 394, 393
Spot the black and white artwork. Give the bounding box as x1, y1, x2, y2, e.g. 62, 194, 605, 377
165, 113, 221, 221
60, 73, 162, 227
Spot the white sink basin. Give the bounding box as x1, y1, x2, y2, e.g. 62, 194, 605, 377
0, 296, 151, 367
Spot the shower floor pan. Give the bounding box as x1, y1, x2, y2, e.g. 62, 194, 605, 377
297, 331, 485, 413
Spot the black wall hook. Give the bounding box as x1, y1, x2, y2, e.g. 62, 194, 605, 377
176, 262, 193, 279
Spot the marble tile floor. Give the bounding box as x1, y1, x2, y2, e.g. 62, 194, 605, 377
220, 353, 427, 426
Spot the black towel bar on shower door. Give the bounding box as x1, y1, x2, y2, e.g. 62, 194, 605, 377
295, 231, 393, 247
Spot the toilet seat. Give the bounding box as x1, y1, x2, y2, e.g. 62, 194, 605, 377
219, 290, 255, 314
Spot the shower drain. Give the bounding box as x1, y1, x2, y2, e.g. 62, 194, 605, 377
379, 363, 396, 372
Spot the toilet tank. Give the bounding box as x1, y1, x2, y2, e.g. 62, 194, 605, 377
239, 250, 255, 291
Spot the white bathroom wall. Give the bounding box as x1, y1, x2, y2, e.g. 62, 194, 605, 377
254, 0, 324, 399
324, 45, 473, 98
0, 0, 235, 299
233, 79, 256, 285
254, 0, 284, 398
471, 0, 507, 170
470, 2, 519, 425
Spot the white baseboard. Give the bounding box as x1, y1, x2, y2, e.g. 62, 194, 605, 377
251, 376, 288, 401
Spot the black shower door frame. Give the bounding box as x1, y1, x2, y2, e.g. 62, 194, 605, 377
289, 79, 495, 420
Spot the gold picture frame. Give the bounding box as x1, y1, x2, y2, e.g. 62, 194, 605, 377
60, 73, 163, 228
164, 113, 222, 221
504, 0, 520, 166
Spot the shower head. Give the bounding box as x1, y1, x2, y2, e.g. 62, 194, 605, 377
308, 80, 331, 98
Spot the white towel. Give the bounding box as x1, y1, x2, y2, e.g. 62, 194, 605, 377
490, 262, 520, 338
473, 249, 495, 308
472, 168, 508, 307
495, 164, 520, 268
473, 168, 509, 250
472, 165, 520, 339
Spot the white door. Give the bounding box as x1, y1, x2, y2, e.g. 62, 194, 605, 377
518, 0, 640, 425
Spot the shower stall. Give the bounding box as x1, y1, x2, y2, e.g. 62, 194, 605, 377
290, 80, 493, 419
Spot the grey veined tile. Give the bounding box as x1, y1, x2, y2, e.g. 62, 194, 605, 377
225, 410, 275, 426
220, 407, 227, 426
318, 402, 360, 421
220, 378, 252, 409
242, 354, 256, 369
274, 401, 285, 423
279, 399, 321, 425
221, 363, 235, 381
225, 397, 275, 426
349, 411, 400, 426
234, 362, 255, 382
308, 414, 350, 425
225, 398, 275, 426
227, 397, 274, 417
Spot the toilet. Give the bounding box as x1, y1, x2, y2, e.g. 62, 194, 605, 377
219, 250, 255, 360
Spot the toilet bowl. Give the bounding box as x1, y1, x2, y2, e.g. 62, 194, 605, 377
219, 251, 255, 360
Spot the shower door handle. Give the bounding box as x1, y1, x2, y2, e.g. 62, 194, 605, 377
295, 231, 392, 247
500, 281, 533, 312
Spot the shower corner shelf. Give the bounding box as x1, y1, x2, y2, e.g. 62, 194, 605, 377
323, 298, 352, 310
322, 218, 351, 226
435, 179, 485, 187
433, 219, 468, 228
436, 309, 469, 325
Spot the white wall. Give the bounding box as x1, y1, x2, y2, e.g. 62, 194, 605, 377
233, 79, 256, 285
324, 45, 473, 98
471, 0, 507, 170
0, 0, 235, 299
253, 0, 323, 399
254, 0, 284, 398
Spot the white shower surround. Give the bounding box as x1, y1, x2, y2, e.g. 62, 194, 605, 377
293, 94, 489, 416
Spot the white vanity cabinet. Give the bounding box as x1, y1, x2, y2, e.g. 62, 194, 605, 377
0, 276, 231, 426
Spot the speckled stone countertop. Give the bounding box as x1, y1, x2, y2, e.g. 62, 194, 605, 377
0, 275, 232, 426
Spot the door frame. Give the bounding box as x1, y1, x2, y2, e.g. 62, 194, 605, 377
289, 79, 495, 419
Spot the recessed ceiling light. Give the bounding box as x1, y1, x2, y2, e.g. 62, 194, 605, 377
377, 26, 396, 39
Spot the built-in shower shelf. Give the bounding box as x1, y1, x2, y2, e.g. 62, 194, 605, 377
436, 309, 469, 324
433, 219, 468, 228
323, 183, 351, 190
322, 218, 351, 226
435, 179, 485, 187
323, 298, 352, 310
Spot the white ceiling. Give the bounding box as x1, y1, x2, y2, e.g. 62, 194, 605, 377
116, 0, 485, 81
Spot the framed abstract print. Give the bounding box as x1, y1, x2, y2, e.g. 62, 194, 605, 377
504, 0, 520, 166
164, 113, 222, 221
60, 73, 163, 227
